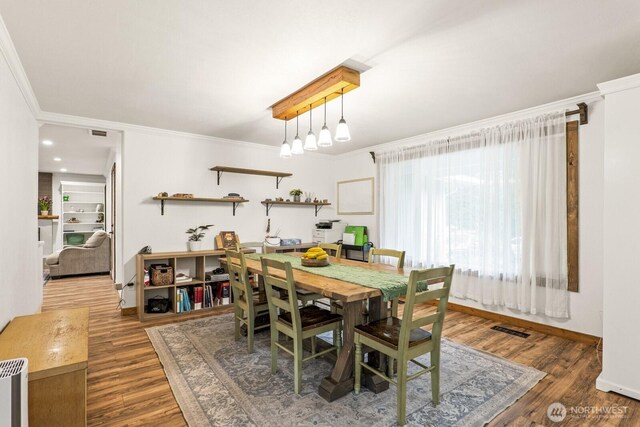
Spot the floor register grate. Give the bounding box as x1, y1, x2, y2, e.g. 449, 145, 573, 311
491, 325, 530, 338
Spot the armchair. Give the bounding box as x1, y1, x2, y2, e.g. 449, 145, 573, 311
46, 231, 111, 278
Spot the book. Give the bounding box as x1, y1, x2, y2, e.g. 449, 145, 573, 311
216, 231, 238, 250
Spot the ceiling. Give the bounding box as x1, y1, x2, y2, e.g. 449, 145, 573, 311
2, 1, 640, 154
39, 124, 120, 175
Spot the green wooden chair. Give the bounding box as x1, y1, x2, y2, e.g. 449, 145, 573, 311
225, 249, 270, 353
318, 242, 342, 259
261, 257, 343, 394
354, 265, 454, 425
368, 247, 406, 317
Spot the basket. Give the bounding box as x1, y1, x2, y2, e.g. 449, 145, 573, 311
301, 258, 330, 267
149, 264, 173, 286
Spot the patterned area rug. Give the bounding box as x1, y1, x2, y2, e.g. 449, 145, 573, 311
146, 314, 544, 427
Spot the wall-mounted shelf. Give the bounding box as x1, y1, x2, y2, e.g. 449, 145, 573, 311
38, 215, 59, 220
152, 196, 249, 216
260, 200, 331, 217
209, 166, 292, 189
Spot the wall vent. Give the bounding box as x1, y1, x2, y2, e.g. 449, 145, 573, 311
91, 130, 108, 137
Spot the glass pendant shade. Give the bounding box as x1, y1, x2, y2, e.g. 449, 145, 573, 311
280, 140, 291, 158
335, 118, 351, 142
291, 135, 304, 154
318, 125, 332, 147
304, 131, 318, 150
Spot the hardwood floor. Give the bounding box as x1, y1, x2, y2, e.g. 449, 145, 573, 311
42, 275, 639, 426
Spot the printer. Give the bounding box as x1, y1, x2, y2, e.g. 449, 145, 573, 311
315, 219, 340, 229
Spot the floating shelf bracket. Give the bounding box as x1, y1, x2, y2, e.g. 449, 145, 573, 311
216, 170, 223, 185
160, 199, 165, 215
265, 203, 272, 216
314, 204, 324, 216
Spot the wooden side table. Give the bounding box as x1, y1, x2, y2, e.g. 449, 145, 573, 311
0, 308, 89, 426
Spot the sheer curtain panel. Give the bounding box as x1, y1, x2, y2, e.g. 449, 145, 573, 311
377, 112, 568, 318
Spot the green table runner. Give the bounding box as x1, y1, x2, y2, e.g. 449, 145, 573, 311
246, 253, 426, 301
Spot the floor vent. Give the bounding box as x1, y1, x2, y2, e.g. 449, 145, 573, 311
491, 326, 530, 338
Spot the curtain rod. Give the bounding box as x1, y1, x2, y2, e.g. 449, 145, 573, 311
565, 102, 588, 125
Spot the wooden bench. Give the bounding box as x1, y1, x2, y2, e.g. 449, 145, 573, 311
0, 308, 89, 426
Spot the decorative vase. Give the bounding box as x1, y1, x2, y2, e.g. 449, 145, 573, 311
188, 241, 202, 252
305, 197, 311, 203
40, 210, 48, 216
293, 195, 301, 202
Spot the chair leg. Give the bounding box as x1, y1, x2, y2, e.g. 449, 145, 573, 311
270, 328, 278, 374
397, 358, 408, 425
387, 356, 394, 379
311, 336, 317, 356
354, 337, 362, 395
293, 337, 303, 394
247, 314, 255, 353
431, 350, 440, 405
234, 306, 241, 341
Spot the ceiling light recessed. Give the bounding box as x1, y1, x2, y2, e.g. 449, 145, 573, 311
53, 157, 62, 161
60, 168, 67, 172
42, 140, 53, 146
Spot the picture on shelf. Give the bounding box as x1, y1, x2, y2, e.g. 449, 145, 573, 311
216, 231, 238, 249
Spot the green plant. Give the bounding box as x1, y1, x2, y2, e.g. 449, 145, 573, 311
39, 195, 51, 211
289, 188, 303, 196
186, 224, 214, 241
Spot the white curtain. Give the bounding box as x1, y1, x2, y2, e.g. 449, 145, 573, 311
377, 112, 568, 318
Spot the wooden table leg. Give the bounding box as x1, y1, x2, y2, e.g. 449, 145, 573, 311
363, 296, 390, 393
318, 300, 359, 401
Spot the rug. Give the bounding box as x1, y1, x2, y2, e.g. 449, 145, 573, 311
146, 314, 544, 427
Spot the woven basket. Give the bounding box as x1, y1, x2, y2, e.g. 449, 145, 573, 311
150, 265, 173, 286
301, 258, 330, 267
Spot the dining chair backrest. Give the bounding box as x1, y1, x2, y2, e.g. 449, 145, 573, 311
260, 258, 303, 333
399, 265, 455, 349
225, 249, 252, 303
368, 248, 405, 269
318, 243, 342, 259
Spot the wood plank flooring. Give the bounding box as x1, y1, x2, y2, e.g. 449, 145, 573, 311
41, 275, 639, 426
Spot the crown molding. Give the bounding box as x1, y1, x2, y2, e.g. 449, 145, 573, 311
0, 13, 40, 117
37, 110, 333, 158
340, 90, 603, 160
597, 73, 640, 96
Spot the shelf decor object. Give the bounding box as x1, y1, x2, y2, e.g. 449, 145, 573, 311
152, 196, 248, 216
209, 166, 292, 189
260, 200, 331, 217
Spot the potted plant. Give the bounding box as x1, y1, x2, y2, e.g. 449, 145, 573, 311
186, 224, 213, 251
289, 188, 303, 202
39, 195, 51, 215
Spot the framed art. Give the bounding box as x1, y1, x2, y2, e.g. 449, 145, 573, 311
337, 177, 374, 215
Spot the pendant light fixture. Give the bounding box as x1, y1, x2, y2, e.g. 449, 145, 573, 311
318, 97, 332, 147
291, 111, 304, 155
279, 116, 291, 158
335, 87, 351, 142
303, 104, 318, 151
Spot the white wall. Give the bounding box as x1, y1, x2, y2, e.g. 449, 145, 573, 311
119, 131, 335, 308
597, 74, 640, 399
0, 41, 40, 329
331, 96, 605, 337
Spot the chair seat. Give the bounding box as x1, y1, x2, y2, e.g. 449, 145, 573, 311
278, 305, 342, 331
240, 291, 268, 307
355, 317, 432, 350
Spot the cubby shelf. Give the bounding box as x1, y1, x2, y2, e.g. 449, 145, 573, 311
260, 200, 331, 217
152, 196, 249, 216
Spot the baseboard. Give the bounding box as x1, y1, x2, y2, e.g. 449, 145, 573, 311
443, 301, 600, 345
121, 307, 137, 317
596, 375, 640, 400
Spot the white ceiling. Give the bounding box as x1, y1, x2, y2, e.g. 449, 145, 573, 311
39, 124, 120, 175
2, 1, 640, 154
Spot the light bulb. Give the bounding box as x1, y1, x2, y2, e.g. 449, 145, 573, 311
335, 118, 351, 142
279, 141, 291, 158
318, 125, 332, 147
291, 136, 304, 154
304, 131, 318, 151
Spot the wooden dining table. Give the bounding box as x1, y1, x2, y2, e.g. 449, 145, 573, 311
229, 252, 409, 401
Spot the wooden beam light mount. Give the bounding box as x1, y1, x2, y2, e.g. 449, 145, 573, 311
271, 66, 360, 120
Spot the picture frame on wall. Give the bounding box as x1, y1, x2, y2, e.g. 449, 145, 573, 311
337, 177, 374, 215
216, 231, 239, 249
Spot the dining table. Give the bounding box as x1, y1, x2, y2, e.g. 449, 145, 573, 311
226, 251, 410, 402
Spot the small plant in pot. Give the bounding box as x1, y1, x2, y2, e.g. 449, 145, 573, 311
186, 224, 213, 251
289, 188, 303, 202
39, 195, 51, 215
